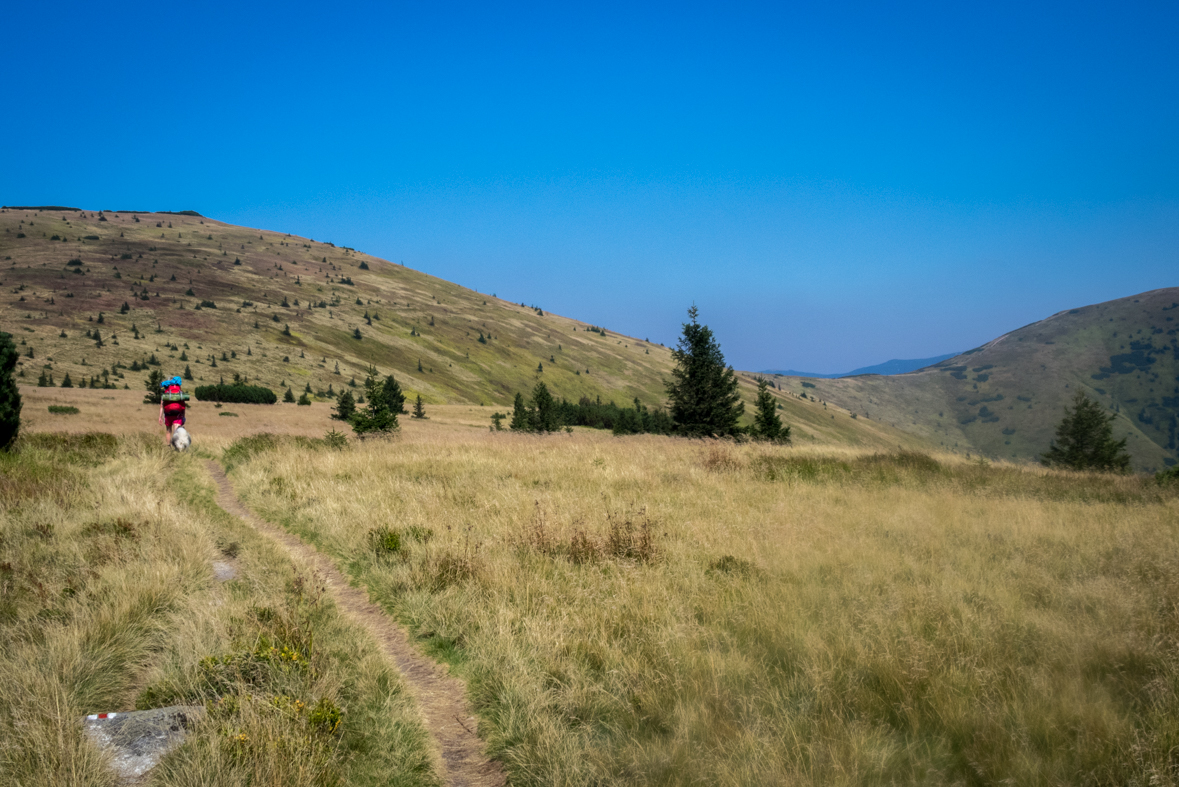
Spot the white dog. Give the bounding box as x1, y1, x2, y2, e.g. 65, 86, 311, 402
171, 426, 192, 452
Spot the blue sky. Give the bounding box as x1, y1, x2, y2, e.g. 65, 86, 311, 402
3, 1, 1176, 372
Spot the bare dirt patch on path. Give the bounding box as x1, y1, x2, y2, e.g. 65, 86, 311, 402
204, 460, 505, 787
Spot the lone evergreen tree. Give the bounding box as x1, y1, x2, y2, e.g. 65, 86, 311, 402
349, 366, 398, 436
412, 394, 427, 419
531, 380, 559, 432
382, 373, 406, 415
142, 369, 165, 404
665, 305, 744, 437
1042, 390, 1130, 472
284, 387, 296, 403
0, 332, 22, 450
752, 377, 789, 443
509, 392, 531, 431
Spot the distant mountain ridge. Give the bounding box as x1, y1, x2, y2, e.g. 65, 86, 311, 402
763, 353, 960, 379
774, 289, 1179, 472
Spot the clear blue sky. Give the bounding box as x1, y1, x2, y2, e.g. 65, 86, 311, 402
4, 1, 1176, 372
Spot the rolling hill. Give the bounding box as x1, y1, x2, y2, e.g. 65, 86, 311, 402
762, 352, 960, 379
769, 288, 1179, 471
0, 205, 927, 451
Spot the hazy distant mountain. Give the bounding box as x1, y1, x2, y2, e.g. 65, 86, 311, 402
763, 353, 960, 379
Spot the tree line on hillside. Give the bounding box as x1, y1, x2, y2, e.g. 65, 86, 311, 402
504, 306, 789, 441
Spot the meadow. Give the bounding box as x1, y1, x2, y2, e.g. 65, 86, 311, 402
4, 393, 1178, 786
225, 427, 1179, 786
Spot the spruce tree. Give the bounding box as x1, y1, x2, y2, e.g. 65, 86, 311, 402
349, 366, 398, 435
284, 387, 296, 403
752, 377, 789, 442
142, 369, 165, 404
333, 389, 356, 421
0, 332, 22, 450
1042, 390, 1130, 472
382, 373, 406, 415
531, 380, 559, 432
412, 394, 427, 419
509, 392, 532, 432
665, 305, 744, 437
60, 372, 74, 388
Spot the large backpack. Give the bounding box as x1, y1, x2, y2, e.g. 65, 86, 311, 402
162, 382, 189, 411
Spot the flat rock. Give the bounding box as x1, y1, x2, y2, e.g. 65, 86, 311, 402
83, 704, 204, 782
212, 559, 236, 581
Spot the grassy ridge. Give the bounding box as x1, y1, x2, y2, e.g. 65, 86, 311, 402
785, 287, 1179, 471
0, 434, 438, 786
229, 429, 1179, 786
0, 206, 936, 452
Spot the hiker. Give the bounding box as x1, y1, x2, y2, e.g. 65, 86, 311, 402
158, 376, 189, 446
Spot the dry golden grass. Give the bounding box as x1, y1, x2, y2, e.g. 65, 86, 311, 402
16, 385, 520, 444
228, 429, 1179, 786
0, 435, 438, 787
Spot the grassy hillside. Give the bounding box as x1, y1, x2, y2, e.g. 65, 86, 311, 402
770, 288, 1179, 472
0, 205, 928, 451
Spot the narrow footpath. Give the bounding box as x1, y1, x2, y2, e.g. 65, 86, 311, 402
205, 461, 506, 787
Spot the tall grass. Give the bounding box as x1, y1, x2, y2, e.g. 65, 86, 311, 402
231, 430, 1179, 786
0, 435, 439, 787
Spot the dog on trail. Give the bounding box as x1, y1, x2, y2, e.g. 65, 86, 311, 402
171, 426, 191, 452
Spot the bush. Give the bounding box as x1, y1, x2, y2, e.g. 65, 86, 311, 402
367, 527, 402, 558
48, 405, 79, 415
0, 332, 21, 449
194, 383, 278, 404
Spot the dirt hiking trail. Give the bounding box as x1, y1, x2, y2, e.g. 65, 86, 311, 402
205, 461, 507, 787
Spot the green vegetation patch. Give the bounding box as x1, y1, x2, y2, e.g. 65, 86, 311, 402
47, 404, 79, 414
194, 383, 277, 404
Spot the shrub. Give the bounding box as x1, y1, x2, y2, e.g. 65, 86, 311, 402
0, 332, 21, 449
194, 383, 278, 404
47, 405, 79, 415
367, 527, 402, 558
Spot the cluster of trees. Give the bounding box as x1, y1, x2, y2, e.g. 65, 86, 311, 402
506, 385, 674, 435
333, 366, 405, 435
506, 307, 789, 442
